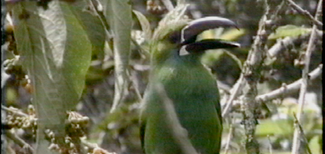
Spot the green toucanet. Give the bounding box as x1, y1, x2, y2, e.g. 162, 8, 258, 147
140, 12, 240, 154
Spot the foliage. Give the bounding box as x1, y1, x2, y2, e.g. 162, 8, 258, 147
2, 0, 322, 154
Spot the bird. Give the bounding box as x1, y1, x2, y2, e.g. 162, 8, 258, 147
140, 6, 240, 154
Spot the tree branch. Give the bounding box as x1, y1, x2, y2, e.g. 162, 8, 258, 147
222, 75, 245, 117
292, 114, 312, 154
291, 0, 322, 153
267, 30, 322, 58
6, 131, 34, 154
238, 1, 285, 153
255, 64, 322, 102
285, 0, 323, 28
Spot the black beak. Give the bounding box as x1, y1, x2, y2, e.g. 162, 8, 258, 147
180, 16, 240, 52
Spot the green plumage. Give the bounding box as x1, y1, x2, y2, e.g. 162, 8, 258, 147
141, 51, 222, 154
140, 7, 239, 153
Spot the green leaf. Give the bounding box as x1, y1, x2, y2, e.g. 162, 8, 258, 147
105, 0, 132, 112
133, 10, 152, 40
309, 135, 322, 154
268, 25, 312, 39
70, 1, 106, 58
220, 28, 245, 41
12, 1, 91, 153
256, 119, 294, 137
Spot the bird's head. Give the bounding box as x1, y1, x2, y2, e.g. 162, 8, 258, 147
150, 5, 240, 64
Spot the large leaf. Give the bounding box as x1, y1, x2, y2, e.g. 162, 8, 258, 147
12, 1, 91, 153
103, 0, 132, 112
268, 25, 312, 39
70, 1, 106, 58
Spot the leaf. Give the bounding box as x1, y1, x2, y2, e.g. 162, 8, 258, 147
12, 1, 91, 153
105, 0, 132, 112
70, 1, 106, 58
256, 119, 294, 137
133, 10, 152, 40
158, 3, 189, 26
309, 135, 322, 154
220, 28, 245, 41
268, 25, 312, 39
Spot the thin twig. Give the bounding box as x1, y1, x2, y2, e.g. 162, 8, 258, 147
255, 64, 322, 102
267, 30, 322, 58
222, 75, 245, 117
155, 83, 198, 154
266, 135, 273, 154
224, 118, 235, 154
1, 105, 29, 117
3, 105, 109, 153
285, 0, 323, 28
291, 0, 322, 153
81, 139, 114, 154
3, 105, 34, 153
129, 70, 143, 101
292, 114, 312, 154
6, 131, 34, 154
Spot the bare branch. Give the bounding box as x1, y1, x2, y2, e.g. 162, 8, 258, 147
81, 140, 115, 154
238, 1, 286, 153
1, 105, 29, 117
6, 131, 34, 154
267, 30, 322, 58
292, 114, 312, 154
255, 64, 322, 102
291, 0, 322, 153
266, 135, 273, 154
285, 0, 323, 28
129, 70, 143, 101
223, 119, 235, 154
222, 76, 245, 117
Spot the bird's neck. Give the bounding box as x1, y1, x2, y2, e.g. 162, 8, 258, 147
180, 53, 204, 64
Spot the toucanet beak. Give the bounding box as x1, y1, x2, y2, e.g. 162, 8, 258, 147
180, 16, 240, 53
